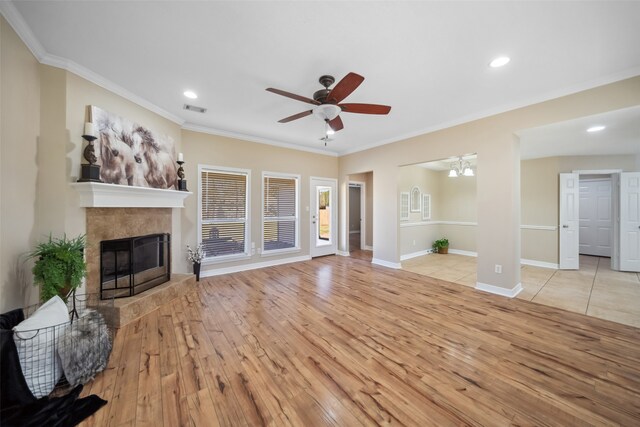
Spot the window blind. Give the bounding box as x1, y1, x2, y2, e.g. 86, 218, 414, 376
200, 169, 248, 258
263, 175, 298, 251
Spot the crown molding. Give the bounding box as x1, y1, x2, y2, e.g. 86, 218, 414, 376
1, 2, 185, 125
337, 67, 640, 157
0, 1, 46, 60
40, 53, 185, 125
181, 123, 339, 157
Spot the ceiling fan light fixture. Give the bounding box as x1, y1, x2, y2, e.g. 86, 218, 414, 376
313, 104, 341, 121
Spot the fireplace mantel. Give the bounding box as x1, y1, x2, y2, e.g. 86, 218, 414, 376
70, 182, 192, 208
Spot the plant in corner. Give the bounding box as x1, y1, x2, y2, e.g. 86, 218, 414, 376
186, 244, 204, 282
432, 238, 449, 254
29, 234, 87, 301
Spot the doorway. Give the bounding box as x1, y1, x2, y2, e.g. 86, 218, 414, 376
560, 171, 640, 272
310, 177, 337, 257
348, 182, 365, 252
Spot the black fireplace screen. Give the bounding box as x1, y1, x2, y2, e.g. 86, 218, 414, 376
100, 233, 171, 299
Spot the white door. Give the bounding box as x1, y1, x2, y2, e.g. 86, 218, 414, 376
310, 177, 337, 257
559, 173, 580, 269
619, 172, 640, 272
579, 179, 612, 257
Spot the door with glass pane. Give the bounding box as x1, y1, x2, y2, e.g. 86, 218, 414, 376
310, 177, 337, 257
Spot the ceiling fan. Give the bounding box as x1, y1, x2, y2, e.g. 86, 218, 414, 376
266, 72, 391, 133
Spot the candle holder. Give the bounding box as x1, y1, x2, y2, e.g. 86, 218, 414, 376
77, 133, 102, 183
177, 160, 188, 191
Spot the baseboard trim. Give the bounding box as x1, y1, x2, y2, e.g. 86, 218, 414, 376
400, 249, 433, 261
364, 245, 373, 251
201, 255, 311, 277
520, 258, 559, 269
475, 282, 523, 298
448, 249, 478, 257
371, 258, 402, 269
337, 250, 350, 257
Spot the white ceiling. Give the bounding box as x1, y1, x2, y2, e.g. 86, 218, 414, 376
3, 1, 640, 156
518, 106, 640, 160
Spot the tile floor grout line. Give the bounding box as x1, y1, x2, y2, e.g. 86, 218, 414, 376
530, 267, 557, 301
584, 256, 599, 315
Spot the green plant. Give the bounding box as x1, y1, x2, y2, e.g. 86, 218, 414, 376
432, 238, 449, 251
29, 234, 87, 301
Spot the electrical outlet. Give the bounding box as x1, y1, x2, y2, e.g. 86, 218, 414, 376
495, 264, 502, 274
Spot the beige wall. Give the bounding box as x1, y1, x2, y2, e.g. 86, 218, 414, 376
1, 17, 41, 311
340, 76, 640, 290
398, 165, 477, 256
400, 155, 637, 263
181, 130, 338, 274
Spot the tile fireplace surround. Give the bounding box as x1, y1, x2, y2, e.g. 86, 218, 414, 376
85, 207, 172, 295
72, 183, 194, 327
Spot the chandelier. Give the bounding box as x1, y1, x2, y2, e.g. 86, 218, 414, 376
448, 157, 474, 177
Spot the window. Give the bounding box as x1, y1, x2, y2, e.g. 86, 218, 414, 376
410, 186, 421, 212
400, 192, 410, 221
263, 173, 299, 253
422, 193, 431, 220
199, 166, 250, 261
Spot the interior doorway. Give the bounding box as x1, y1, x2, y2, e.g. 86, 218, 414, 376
348, 182, 365, 251
560, 171, 640, 272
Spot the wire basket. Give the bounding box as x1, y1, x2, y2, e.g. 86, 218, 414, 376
11, 293, 114, 398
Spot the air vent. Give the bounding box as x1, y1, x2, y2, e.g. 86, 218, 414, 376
183, 104, 207, 113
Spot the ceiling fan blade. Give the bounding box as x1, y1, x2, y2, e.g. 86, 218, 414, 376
325, 72, 364, 104
339, 103, 391, 115
278, 110, 313, 123
266, 88, 320, 105
328, 115, 344, 132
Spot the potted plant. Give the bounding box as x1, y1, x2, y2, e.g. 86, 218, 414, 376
432, 238, 449, 254
29, 234, 87, 301
186, 244, 204, 281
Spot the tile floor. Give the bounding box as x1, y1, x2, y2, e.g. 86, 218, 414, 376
402, 253, 640, 328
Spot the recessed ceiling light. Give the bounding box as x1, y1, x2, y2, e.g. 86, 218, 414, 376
183, 90, 198, 99
489, 56, 510, 68
587, 125, 606, 133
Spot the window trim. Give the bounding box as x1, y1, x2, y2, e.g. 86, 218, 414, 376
261, 171, 301, 256
198, 164, 251, 264
410, 186, 421, 212
400, 192, 410, 221
422, 193, 432, 220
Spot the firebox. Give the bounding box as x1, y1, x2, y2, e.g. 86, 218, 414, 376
100, 233, 171, 299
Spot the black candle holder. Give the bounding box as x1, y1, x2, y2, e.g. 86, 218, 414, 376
77, 134, 102, 183
177, 160, 188, 191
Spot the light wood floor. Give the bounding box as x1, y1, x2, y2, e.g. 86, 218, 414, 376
81, 255, 640, 426
403, 253, 640, 328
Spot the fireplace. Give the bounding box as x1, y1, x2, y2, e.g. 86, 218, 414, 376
100, 233, 171, 299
